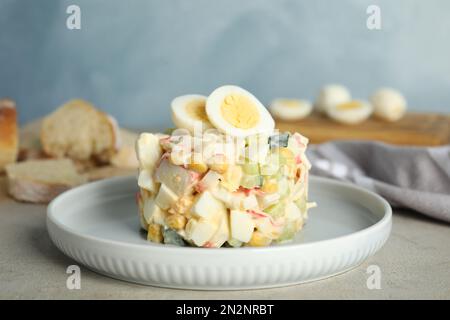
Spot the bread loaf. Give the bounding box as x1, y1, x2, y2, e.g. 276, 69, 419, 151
41, 99, 118, 163
0, 99, 18, 172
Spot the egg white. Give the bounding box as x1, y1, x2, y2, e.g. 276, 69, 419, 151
270, 98, 312, 121
171, 94, 213, 133
315, 84, 351, 113
327, 100, 373, 125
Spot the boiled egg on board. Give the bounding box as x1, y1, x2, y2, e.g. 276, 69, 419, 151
370, 88, 407, 122
171, 94, 214, 133
315, 84, 351, 114
269, 98, 313, 121
205, 85, 275, 137
327, 100, 373, 125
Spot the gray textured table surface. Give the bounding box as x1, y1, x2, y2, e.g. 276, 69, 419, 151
0, 177, 449, 300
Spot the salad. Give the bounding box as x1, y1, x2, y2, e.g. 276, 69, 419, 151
136, 85, 316, 247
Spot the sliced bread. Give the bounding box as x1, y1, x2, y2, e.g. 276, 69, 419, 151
0, 99, 18, 172
41, 99, 118, 163
5, 159, 86, 203
110, 128, 139, 169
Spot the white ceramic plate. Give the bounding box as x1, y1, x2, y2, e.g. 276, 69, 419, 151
47, 175, 392, 290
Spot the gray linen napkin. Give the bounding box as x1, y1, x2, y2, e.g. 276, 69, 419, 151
306, 141, 450, 222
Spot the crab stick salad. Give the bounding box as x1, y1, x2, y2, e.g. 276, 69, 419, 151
135, 85, 316, 248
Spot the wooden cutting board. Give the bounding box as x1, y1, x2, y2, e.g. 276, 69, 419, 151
276, 112, 450, 146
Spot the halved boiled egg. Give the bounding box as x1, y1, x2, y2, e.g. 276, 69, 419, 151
205, 85, 275, 137
171, 94, 213, 133
315, 84, 351, 114
327, 100, 373, 125
269, 98, 312, 121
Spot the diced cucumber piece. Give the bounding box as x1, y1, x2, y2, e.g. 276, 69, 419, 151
260, 162, 279, 176
275, 223, 297, 243
163, 228, 186, 246
264, 201, 286, 219
240, 174, 263, 189
241, 162, 260, 175
260, 152, 279, 175
269, 133, 290, 148
227, 238, 243, 247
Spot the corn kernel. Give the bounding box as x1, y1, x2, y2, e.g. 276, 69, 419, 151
166, 214, 187, 230
209, 162, 228, 174
171, 195, 194, 214
187, 161, 208, 173
147, 223, 163, 243
247, 231, 272, 247
279, 147, 294, 159
261, 179, 278, 193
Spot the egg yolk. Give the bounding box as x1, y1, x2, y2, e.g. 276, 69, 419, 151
279, 99, 301, 108
186, 99, 208, 121
336, 101, 361, 111
220, 94, 260, 129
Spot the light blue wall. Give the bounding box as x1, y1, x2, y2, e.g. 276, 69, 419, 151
1, 0, 449, 130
